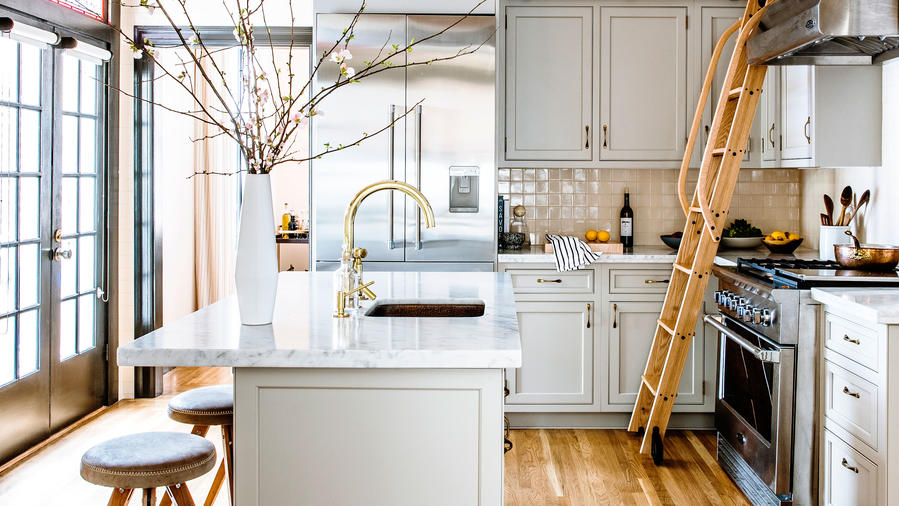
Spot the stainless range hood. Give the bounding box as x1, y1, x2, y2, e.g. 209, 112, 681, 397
747, 0, 899, 65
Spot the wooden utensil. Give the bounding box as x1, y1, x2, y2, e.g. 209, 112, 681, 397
837, 186, 852, 226
820, 213, 829, 226
823, 194, 834, 225
843, 189, 870, 226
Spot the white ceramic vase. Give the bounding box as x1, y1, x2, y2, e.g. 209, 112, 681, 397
235, 173, 279, 325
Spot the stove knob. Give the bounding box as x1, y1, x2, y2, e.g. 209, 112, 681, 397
761, 309, 773, 327
714, 291, 722, 304
752, 308, 762, 324
743, 306, 754, 323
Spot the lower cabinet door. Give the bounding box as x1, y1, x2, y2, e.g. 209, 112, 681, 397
607, 301, 703, 408
505, 301, 593, 405
822, 429, 879, 506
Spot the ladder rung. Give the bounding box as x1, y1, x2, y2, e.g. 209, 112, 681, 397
712, 147, 726, 157
673, 263, 692, 275
689, 206, 703, 213
658, 319, 675, 335
642, 374, 660, 396
727, 87, 742, 100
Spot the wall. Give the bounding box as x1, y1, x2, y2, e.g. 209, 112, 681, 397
799, 60, 899, 246
499, 168, 801, 245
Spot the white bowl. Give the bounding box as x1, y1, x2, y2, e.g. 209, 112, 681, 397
721, 236, 764, 249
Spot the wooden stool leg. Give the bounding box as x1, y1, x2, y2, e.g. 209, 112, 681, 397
203, 459, 227, 506
166, 483, 196, 506
141, 488, 156, 506
221, 425, 234, 504
191, 425, 210, 437
107, 488, 133, 506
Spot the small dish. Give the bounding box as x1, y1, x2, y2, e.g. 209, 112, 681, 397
762, 238, 804, 254
660, 234, 681, 250
721, 237, 764, 249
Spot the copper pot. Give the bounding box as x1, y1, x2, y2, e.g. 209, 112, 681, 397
834, 231, 899, 271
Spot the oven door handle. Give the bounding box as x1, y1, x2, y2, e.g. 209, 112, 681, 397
704, 314, 781, 364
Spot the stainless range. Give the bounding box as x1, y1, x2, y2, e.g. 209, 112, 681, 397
710, 258, 899, 506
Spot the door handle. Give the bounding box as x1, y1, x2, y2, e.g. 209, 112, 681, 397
612, 303, 617, 329
537, 278, 562, 284
387, 104, 396, 249
602, 124, 608, 148
585, 125, 589, 149
842, 386, 860, 399
644, 279, 670, 284
415, 104, 423, 250
52, 248, 72, 262
586, 303, 591, 329
841, 458, 859, 474
803, 116, 811, 144
768, 123, 775, 147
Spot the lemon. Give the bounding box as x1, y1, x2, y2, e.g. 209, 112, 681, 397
597, 230, 611, 243
787, 232, 801, 241
770, 230, 786, 241
585, 230, 598, 241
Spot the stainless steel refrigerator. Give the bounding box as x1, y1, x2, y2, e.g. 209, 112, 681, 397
312, 14, 496, 272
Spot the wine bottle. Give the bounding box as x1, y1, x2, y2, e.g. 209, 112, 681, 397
620, 189, 634, 249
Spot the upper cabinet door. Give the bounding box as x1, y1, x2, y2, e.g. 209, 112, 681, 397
600, 7, 686, 161
760, 67, 780, 165
699, 7, 759, 167
504, 6, 593, 162
781, 65, 814, 162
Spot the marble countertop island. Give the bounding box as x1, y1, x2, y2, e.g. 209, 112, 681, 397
811, 287, 899, 325
118, 271, 522, 369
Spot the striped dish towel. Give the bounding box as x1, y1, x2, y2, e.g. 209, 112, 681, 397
545, 234, 602, 272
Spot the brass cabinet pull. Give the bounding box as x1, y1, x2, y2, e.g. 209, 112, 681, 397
612, 303, 618, 329
768, 123, 775, 147
843, 334, 861, 345
602, 124, 608, 148
537, 278, 562, 284
585, 125, 590, 149
803, 116, 811, 144
586, 303, 591, 329
644, 279, 670, 284
842, 386, 860, 398
841, 458, 859, 474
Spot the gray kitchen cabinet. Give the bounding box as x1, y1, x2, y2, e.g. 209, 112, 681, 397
699, 6, 761, 167
604, 300, 704, 410
505, 300, 594, 405
503, 6, 593, 162
599, 6, 686, 161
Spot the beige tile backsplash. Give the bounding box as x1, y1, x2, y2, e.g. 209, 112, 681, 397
499, 168, 801, 246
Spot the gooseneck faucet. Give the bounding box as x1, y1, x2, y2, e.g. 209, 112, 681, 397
334, 180, 436, 318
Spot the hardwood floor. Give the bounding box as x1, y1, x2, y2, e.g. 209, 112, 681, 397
0, 367, 748, 505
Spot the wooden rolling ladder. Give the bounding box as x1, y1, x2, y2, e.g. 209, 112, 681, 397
628, 0, 773, 464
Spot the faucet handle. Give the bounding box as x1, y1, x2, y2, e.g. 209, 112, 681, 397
353, 247, 367, 259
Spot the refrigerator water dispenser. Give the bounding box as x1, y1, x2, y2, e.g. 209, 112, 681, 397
449, 166, 479, 213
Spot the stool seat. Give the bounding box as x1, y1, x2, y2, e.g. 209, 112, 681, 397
80, 432, 216, 490
168, 384, 233, 426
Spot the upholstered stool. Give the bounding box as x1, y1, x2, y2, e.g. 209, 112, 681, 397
163, 384, 234, 506
80, 431, 215, 506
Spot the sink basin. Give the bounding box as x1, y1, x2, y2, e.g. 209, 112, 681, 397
364, 300, 485, 318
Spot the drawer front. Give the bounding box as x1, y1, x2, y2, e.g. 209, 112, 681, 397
824, 360, 879, 450
823, 429, 879, 506
508, 270, 594, 294
825, 313, 879, 372
609, 269, 672, 294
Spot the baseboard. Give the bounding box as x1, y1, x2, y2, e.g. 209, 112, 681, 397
506, 412, 714, 429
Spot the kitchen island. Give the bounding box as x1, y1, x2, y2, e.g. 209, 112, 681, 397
118, 271, 521, 506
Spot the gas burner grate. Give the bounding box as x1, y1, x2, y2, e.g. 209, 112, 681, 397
737, 258, 842, 272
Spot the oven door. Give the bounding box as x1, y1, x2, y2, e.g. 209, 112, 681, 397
706, 314, 796, 498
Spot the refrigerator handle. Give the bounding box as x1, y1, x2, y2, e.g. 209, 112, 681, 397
387, 104, 396, 249
414, 104, 423, 250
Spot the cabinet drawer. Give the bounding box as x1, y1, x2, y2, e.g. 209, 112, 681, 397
822, 429, 879, 506
508, 270, 594, 294
825, 313, 879, 372
824, 360, 879, 450
608, 269, 671, 294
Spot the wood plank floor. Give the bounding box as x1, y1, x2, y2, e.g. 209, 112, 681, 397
0, 367, 748, 505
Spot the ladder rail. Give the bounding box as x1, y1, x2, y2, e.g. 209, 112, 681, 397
696, 3, 772, 240
677, 19, 741, 218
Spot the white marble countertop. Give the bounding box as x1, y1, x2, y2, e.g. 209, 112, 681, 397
497, 245, 820, 267
811, 287, 899, 325
118, 272, 522, 369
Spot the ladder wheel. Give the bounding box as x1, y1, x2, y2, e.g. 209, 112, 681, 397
651, 427, 664, 465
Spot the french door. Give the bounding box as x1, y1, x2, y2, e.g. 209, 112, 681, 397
0, 35, 107, 464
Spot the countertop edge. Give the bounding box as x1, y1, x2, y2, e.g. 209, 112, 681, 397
811, 287, 899, 325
